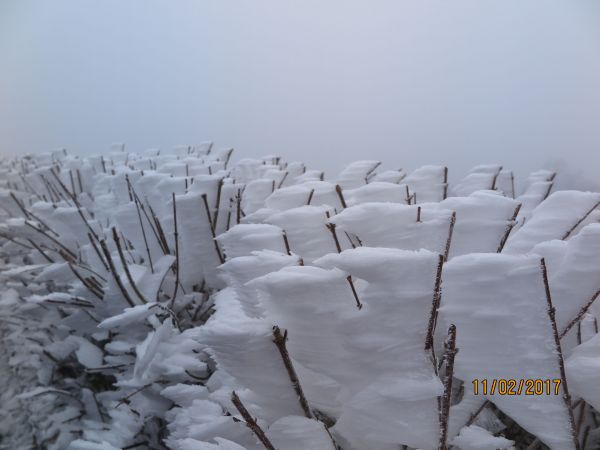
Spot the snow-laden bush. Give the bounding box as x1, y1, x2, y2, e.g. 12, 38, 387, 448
1, 147, 600, 449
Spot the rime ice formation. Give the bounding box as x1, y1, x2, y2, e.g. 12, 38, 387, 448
1, 146, 599, 449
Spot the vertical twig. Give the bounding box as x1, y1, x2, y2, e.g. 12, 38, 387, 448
442, 167, 448, 200
128, 180, 154, 273
439, 324, 457, 450
282, 231, 292, 256
490, 167, 502, 191
99, 239, 136, 307
213, 178, 223, 229
306, 188, 315, 205
425, 254, 445, 362
87, 232, 109, 271
170, 193, 180, 307
202, 194, 225, 264
326, 222, 342, 253
510, 171, 515, 199
541, 258, 580, 450
112, 228, 148, 305
236, 188, 242, 225
443, 212, 456, 262
335, 185, 347, 209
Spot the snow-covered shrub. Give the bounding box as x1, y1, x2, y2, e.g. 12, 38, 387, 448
2, 148, 600, 450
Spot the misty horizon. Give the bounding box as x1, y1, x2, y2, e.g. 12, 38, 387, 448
1, 0, 599, 190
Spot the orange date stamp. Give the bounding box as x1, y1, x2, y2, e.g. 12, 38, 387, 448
472, 379, 562, 396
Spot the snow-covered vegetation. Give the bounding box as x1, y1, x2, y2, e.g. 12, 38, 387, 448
1, 145, 600, 449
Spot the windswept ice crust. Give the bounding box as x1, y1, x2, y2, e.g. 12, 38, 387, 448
1, 147, 600, 449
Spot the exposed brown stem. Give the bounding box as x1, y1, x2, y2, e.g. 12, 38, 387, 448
346, 276, 363, 310
442, 167, 448, 200
25, 222, 77, 262
69, 170, 76, 196
27, 238, 55, 263
87, 232, 109, 271
50, 167, 100, 242
560, 288, 600, 339
99, 239, 136, 307
326, 223, 342, 253
510, 171, 515, 199
0, 233, 34, 250
231, 391, 276, 450
439, 324, 457, 450
68, 263, 104, 300
582, 425, 591, 450
9, 191, 32, 220
213, 178, 223, 229
236, 188, 242, 224
425, 254, 445, 352
148, 204, 170, 255
490, 166, 502, 191
562, 200, 600, 240
170, 193, 180, 307
540, 258, 580, 450
112, 228, 148, 305
465, 399, 489, 427
129, 183, 154, 273
344, 231, 357, 249
443, 212, 456, 262
306, 188, 315, 205
497, 203, 522, 253
277, 171, 288, 189
282, 231, 292, 256
202, 194, 225, 264
272, 326, 313, 418
76, 169, 83, 194
335, 185, 347, 209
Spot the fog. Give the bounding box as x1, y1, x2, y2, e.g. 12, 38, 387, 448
1, 0, 599, 189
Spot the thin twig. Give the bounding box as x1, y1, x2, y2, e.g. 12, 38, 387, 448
231, 391, 276, 450
99, 239, 136, 307
326, 222, 342, 253
439, 324, 457, 450
346, 276, 363, 310
560, 288, 600, 339
170, 193, 180, 307
112, 228, 148, 305
68, 263, 104, 300
541, 258, 580, 450
127, 176, 154, 272
443, 212, 456, 262
202, 193, 225, 264
307, 188, 315, 205
272, 326, 313, 418
335, 185, 347, 209
497, 203, 522, 253
562, 200, 600, 240
425, 254, 445, 354
282, 231, 292, 256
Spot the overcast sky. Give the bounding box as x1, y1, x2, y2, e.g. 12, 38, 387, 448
1, 1, 599, 188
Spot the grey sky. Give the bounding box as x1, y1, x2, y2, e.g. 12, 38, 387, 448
1, 1, 599, 189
